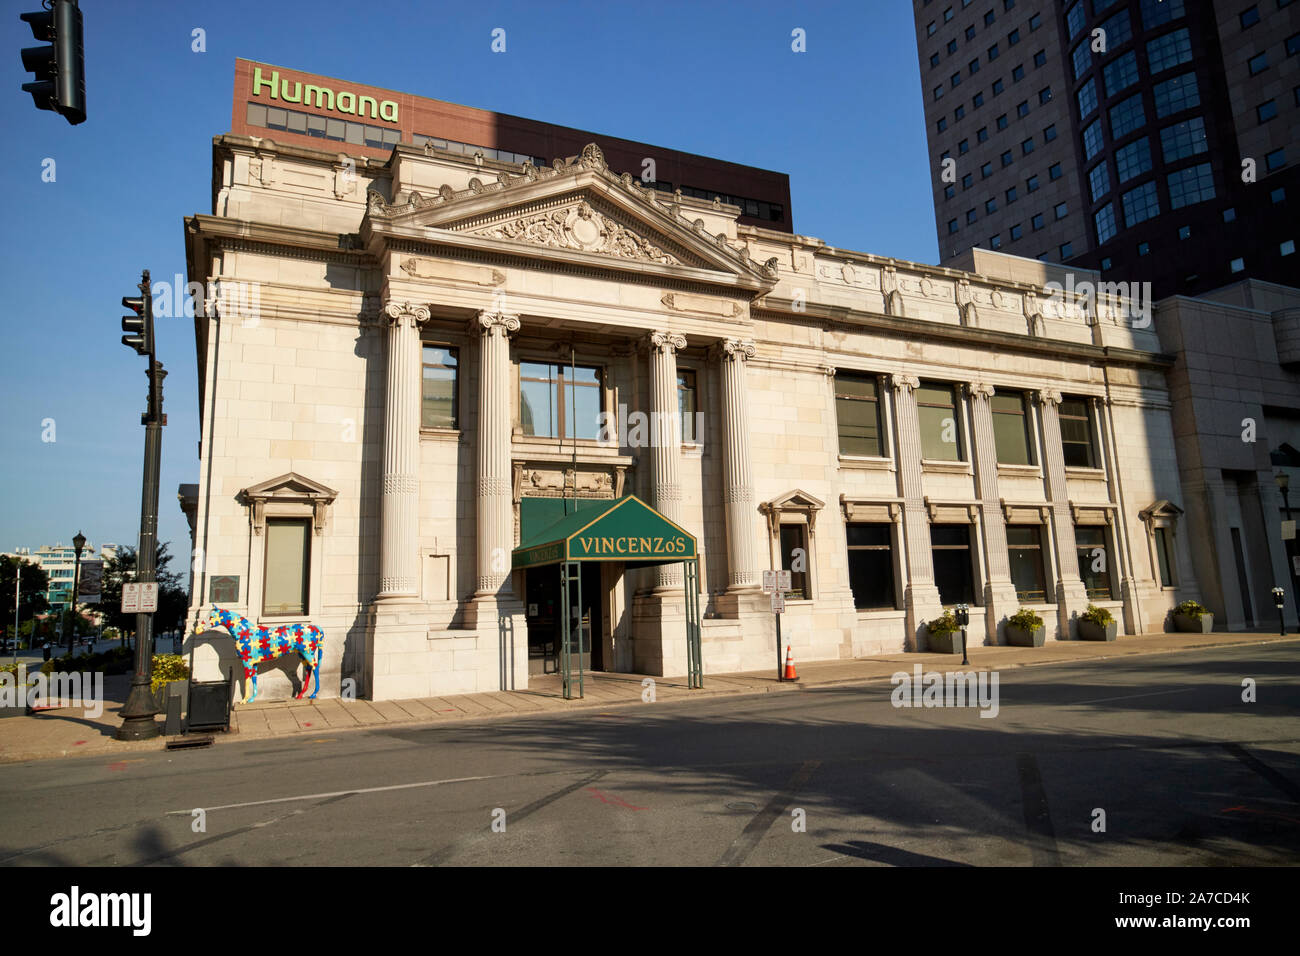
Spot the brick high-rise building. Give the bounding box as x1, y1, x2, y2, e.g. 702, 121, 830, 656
914, 0, 1300, 298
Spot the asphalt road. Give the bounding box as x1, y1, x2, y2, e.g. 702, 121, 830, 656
2, 643, 1297, 866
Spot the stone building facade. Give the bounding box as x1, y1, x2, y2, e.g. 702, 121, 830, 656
181, 129, 1197, 701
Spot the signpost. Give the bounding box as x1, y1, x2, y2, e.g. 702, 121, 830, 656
121, 582, 158, 614
763, 569, 793, 680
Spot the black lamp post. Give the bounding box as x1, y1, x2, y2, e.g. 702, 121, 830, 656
955, 603, 971, 666
66, 531, 85, 657
1275, 472, 1298, 626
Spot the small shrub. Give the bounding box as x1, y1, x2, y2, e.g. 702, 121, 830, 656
1081, 604, 1114, 626
1009, 607, 1044, 631
1174, 600, 1207, 620
151, 654, 190, 692
928, 610, 960, 635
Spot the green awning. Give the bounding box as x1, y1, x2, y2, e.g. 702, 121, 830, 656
512, 495, 698, 570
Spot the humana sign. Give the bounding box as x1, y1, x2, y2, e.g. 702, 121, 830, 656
251, 66, 399, 124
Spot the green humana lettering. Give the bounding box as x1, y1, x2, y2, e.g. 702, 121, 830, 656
250, 66, 399, 123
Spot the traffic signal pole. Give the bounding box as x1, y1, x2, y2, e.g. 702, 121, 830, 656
117, 270, 163, 741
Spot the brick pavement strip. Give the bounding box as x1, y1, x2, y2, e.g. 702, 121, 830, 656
0, 632, 1295, 762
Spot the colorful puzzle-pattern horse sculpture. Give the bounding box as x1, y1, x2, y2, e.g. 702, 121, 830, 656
201, 607, 324, 703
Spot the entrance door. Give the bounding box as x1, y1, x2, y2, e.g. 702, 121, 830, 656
525, 562, 604, 674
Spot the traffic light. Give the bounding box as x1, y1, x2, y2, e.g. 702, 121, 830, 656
19, 1, 85, 126
121, 274, 152, 356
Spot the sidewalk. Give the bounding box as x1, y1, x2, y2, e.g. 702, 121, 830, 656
1, 630, 1294, 763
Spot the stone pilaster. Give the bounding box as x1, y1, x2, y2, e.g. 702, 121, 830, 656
1037, 388, 1090, 637
718, 339, 758, 590
648, 329, 687, 589
464, 310, 523, 627
376, 301, 429, 600
968, 382, 1021, 642
890, 373, 943, 648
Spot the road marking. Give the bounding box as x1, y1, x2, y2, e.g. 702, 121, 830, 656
1016, 753, 1061, 867
165, 773, 505, 814
1067, 687, 1197, 706
414, 770, 609, 866
716, 760, 821, 867
1222, 742, 1300, 804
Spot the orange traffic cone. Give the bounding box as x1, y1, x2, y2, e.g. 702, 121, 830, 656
783, 646, 798, 681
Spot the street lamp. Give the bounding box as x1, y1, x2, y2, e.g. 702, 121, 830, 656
955, 603, 971, 666
1273, 586, 1285, 636
66, 531, 85, 658
1276, 472, 1298, 626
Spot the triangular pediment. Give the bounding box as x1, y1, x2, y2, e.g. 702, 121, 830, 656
765, 489, 826, 512
362, 144, 778, 287
242, 472, 337, 502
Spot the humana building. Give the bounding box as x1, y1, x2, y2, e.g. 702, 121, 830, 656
181, 60, 1207, 701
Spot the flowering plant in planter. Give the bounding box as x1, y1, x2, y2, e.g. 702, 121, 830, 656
1173, 599, 1213, 633
1008, 608, 1044, 631
1079, 604, 1118, 641
928, 610, 960, 635
1174, 600, 1207, 620
1006, 607, 1046, 646
1081, 605, 1114, 627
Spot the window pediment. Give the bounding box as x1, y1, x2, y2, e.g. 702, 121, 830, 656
241, 472, 338, 535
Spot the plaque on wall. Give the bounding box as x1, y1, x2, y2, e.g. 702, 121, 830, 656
210, 575, 240, 604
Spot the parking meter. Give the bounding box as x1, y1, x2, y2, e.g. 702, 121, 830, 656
1273, 586, 1285, 636
955, 603, 970, 665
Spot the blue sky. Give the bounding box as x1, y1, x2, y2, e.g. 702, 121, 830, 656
0, 0, 933, 560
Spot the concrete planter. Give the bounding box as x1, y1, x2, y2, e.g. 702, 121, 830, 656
927, 629, 962, 653
1173, 612, 1213, 633
1006, 624, 1045, 647
1078, 618, 1118, 641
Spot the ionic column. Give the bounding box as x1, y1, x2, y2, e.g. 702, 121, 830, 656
717, 339, 758, 589
474, 311, 521, 599
647, 330, 686, 588
376, 301, 430, 599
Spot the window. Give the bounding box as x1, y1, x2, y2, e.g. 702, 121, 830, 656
1008, 526, 1048, 602
978, 125, 990, 142
678, 370, 698, 443
1022, 137, 1035, 154
1013, 64, 1026, 81
973, 91, 986, 107
988, 42, 1001, 60
1027, 175, 1040, 192
1147, 28, 1192, 74
1034, 49, 1046, 67
937, 117, 948, 132
421, 345, 459, 428
945, 184, 956, 199
1288, 32, 1300, 55
993, 78, 1005, 94
1078, 78, 1098, 119
847, 524, 896, 609
927, 20, 938, 36
1231, 257, 1245, 273
985, 10, 996, 26
1055, 201, 1068, 219
1138, 241, 1151, 255
1223, 207, 1237, 222
1076, 526, 1113, 599
1109, 92, 1146, 138
1029, 11, 1042, 29
1002, 150, 1014, 167
918, 383, 964, 461
968, 208, 979, 223
931, 52, 942, 68
1008, 27, 1020, 45
1039, 86, 1052, 104
990, 234, 1003, 249
1161, 116, 1208, 161
1100, 8, 1133, 46
1067, 2, 1086, 38
1011, 223, 1023, 240
1073, 40, 1093, 79
997, 112, 1009, 129
1153, 527, 1174, 586
963, 172, 974, 188
1178, 224, 1190, 239
1283, 240, 1296, 256
1258, 99, 1278, 122
1104, 51, 1139, 96
1006, 185, 1019, 202
1167, 162, 1216, 209
992, 390, 1034, 464
780, 524, 810, 600
1272, 186, 1287, 202
1241, 5, 1261, 27
986, 196, 998, 212
1082, 119, 1104, 160
1043, 123, 1057, 142
1266, 148, 1287, 171
1059, 397, 1096, 467
970, 58, 981, 74
263, 518, 310, 616
1060, 241, 1073, 258
959, 138, 970, 154
966, 25, 977, 40
952, 72, 963, 88
949, 38, 959, 53
1122, 180, 1161, 227
949, 218, 960, 234
931, 525, 976, 605
1248, 52, 1268, 75
836, 372, 884, 456
520, 361, 603, 440
1017, 99, 1030, 117
1095, 202, 1118, 243
982, 161, 993, 178
1050, 162, 1063, 180
955, 104, 967, 119
934, 86, 945, 101
1116, 137, 1153, 182
1140, 0, 1184, 28
944, 6, 954, 21
1100, 256, 1112, 270
1153, 72, 1199, 118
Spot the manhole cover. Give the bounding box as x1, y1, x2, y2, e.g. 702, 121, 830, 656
726, 801, 758, 812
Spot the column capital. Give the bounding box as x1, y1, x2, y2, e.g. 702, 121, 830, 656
475, 311, 521, 338
711, 338, 756, 362
888, 372, 920, 393
646, 329, 687, 354
382, 301, 431, 329
1035, 387, 1063, 407
969, 381, 996, 400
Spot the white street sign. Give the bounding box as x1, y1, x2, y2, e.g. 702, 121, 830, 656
770, 591, 785, 613
762, 570, 776, 593
776, 569, 792, 591
121, 582, 158, 614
